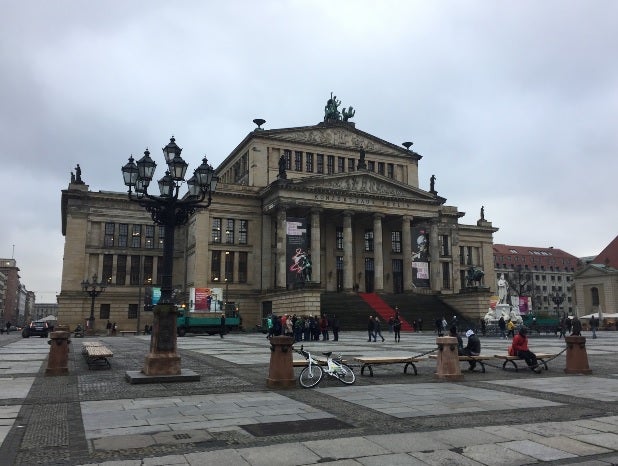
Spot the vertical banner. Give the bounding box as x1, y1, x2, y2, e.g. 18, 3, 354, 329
286, 217, 310, 287
144, 287, 161, 311
411, 227, 430, 288
189, 287, 221, 312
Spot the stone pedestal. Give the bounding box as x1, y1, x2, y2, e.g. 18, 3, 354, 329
564, 335, 592, 374
434, 336, 463, 381
46, 331, 71, 376
126, 303, 200, 384
267, 336, 296, 388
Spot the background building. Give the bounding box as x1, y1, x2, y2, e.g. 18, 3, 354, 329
0, 258, 33, 327
573, 235, 618, 323
58, 102, 499, 331
493, 244, 579, 316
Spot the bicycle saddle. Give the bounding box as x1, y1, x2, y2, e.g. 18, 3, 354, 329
322, 351, 332, 357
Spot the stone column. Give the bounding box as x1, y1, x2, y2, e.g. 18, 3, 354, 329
343, 211, 354, 290
434, 336, 463, 380
429, 220, 441, 291
46, 330, 71, 376
310, 209, 321, 284
564, 335, 592, 374
276, 207, 287, 289
373, 214, 384, 291
266, 335, 296, 388
402, 215, 412, 291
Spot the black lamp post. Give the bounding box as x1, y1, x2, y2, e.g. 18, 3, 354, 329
122, 137, 217, 376
81, 274, 106, 333
550, 291, 565, 316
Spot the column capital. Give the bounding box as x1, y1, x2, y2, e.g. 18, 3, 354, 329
373, 213, 385, 220
310, 207, 323, 215
342, 210, 354, 218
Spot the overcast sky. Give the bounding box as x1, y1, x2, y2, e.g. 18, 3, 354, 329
2, 1, 617, 303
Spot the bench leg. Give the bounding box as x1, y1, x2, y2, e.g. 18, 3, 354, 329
403, 362, 418, 375
360, 364, 373, 377
502, 360, 518, 372
479, 361, 486, 373
538, 359, 548, 370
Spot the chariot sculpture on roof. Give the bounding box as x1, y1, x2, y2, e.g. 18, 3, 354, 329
324, 92, 355, 123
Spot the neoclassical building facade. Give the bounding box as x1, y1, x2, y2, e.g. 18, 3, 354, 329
58, 104, 498, 331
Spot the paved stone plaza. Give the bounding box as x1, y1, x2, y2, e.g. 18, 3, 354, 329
1, 329, 618, 465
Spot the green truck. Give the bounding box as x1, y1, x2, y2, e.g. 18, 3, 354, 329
176, 305, 242, 336
522, 312, 560, 334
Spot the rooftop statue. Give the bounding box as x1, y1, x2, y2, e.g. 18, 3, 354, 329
323, 92, 355, 123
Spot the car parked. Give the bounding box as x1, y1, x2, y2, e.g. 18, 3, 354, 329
22, 321, 49, 338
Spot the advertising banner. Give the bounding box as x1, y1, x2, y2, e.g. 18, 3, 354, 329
144, 287, 161, 311
189, 287, 222, 311
411, 227, 430, 288
286, 217, 310, 287
518, 296, 530, 314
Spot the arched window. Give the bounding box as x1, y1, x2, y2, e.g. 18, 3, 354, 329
591, 287, 600, 306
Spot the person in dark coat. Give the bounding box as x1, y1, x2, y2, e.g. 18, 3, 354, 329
367, 315, 375, 342
374, 317, 385, 342
393, 314, 402, 343
220, 314, 226, 338
498, 316, 506, 339
331, 315, 340, 341
462, 329, 482, 371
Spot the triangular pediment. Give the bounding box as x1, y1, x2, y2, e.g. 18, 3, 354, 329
286, 172, 437, 201
574, 263, 618, 279
255, 123, 418, 159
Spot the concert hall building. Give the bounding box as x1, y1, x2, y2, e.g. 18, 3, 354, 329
59, 99, 498, 331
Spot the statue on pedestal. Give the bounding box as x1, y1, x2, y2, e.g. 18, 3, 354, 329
497, 274, 508, 304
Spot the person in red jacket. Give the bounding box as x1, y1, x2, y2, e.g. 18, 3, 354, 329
511, 327, 542, 373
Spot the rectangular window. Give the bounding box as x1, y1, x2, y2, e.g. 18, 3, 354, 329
460, 246, 465, 265
337, 256, 344, 270
377, 162, 385, 175
391, 231, 401, 253
99, 304, 110, 320
131, 225, 141, 248
316, 154, 324, 174
118, 224, 128, 248
336, 227, 343, 250
327, 155, 335, 174
306, 153, 314, 172
211, 250, 221, 281
130, 255, 141, 285
238, 220, 248, 245
225, 219, 235, 244
442, 262, 451, 289
102, 254, 113, 285
156, 256, 162, 285
128, 304, 138, 319
348, 158, 355, 172
368, 161, 375, 172
225, 251, 234, 282
104, 222, 115, 247
238, 251, 248, 283
284, 149, 292, 170
294, 151, 303, 171
387, 163, 394, 178
143, 256, 153, 284
467, 246, 473, 265
212, 218, 222, 243
337, 157, 345, 173
116, 255, 127, 286
364, 230, 374, 252
440, 235, 450, 256
158, 226, 165, 249
145, 225, 155, 249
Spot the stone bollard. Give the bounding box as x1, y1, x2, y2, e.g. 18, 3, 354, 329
266, 336, 296, 388
434, 336, 463, 381
564, 335, 592, 374
46, 331, 71, 376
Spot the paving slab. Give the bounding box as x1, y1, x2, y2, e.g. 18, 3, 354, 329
303, 437, 390, 460
501, 439, 576, 461
237, 442, 321, 466
461, 442, 537, 466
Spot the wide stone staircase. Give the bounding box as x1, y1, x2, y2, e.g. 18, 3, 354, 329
320, 292, 477, 332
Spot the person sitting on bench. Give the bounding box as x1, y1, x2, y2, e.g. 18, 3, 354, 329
510, 327, 541, 373
462, 329, 481, 371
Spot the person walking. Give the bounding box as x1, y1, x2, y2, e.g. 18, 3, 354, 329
417, 317, 423, 332
435, 317, 443, 336
590, 314, 598, 339
367, 315, 375, 342
506, 319, 516, 339
219, 314, 226, 338
374, 316, 385, 342
106, 320, 112, 337
331, 315, 340, 342
498, 316, 506, 339
393, 314, 402, 342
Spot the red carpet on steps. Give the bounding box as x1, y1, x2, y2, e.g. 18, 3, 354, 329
358, 293, 414, 331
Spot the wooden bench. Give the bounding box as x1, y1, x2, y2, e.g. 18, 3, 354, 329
494, 353, 557, 372
119, 330, 137, 336
429, 354, 495, 373
81, 341, 103, 355
353, 356, 426, 377
83, 344, 113, 369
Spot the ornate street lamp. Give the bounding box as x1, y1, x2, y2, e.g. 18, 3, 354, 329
550, 291, 566, 316
81, 274, 107, 334
122, 137, 218, 377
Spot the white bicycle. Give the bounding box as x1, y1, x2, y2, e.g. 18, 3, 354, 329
296, 345, 356, 388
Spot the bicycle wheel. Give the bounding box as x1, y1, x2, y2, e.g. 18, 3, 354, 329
335, 363, 356, 385
299, 365, 323, 388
